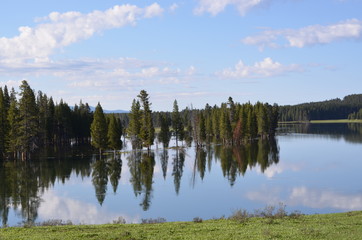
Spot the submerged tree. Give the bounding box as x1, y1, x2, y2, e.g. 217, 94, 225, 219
158, 113, 171, 148
172, 100, 184, 147
90, 103, 108, 155
127, 99, 142, 149
0, 88, 8, 159
107, 114, 122, 152
138, 90, 155, 152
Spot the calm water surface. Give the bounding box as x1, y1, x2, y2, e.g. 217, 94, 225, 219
1, 123, 362, 226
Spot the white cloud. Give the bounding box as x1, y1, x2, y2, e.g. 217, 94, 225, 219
259, 162, 303, 178
0, 3, 163, 62
289, 187, 362, 211
194, 0, 266, 16
247, 186, 362, 211
169, 3, 179, 12
218, 57, 302, 79
243, 19, 362, 49
39, 190, 140, 224
144, 3, 164, 18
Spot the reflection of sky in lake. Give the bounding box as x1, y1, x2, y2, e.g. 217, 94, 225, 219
5, 124, 362, 226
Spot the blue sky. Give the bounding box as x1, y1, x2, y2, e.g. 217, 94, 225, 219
0, 0, 361, 111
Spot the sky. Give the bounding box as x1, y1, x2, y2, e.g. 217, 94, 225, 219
0, 0, 362, 111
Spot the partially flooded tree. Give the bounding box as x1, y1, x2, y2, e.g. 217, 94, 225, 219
90, 103, 108, 156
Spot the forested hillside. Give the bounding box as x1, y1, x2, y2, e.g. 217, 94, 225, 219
279, 94, 362, 121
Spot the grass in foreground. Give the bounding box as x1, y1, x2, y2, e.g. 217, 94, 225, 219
1, 211, 361, 240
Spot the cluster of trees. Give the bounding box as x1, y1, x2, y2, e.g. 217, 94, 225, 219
90, 103, 123, 155
279, 94, 362, 121
0, 81, 93, 160
126, 90, 155, 151
128, 93, 279, 150
348, 108, 362, 120
1, 83, 279, 158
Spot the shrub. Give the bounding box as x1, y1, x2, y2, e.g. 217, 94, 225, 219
229, 209, 250, 223
112, 217, 126, 224
141, 217, 166, 224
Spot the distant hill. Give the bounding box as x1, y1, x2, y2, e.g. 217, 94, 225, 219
279, 94, 362, 121
89, 106, 129, 114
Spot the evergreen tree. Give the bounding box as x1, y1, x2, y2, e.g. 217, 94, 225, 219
212, 106, 220, 140
36, 91, 49, 146
107, 114, 122, 152
0, 88, 8, 158
204, 103, 213, 141
54, 100, 73, 145
7, 88, 19, 158
198, 112, 206, 144
90, 103, 108, 155
127, 99, 141, 149
138, 90, 155, 151
219, 105, 232, 145
246, 107, 257, 140
18, 80, 39, 160
172, 100, 184, 147
46, 97, 55, 145
158, 113, 171, 148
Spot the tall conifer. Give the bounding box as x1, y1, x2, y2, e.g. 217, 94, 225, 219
90, 103, 108, 155
18, 80, 39, 160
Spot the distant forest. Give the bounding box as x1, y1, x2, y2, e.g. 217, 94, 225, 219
279, 94, 362, 121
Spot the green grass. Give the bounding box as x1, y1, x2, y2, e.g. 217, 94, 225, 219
279, 119, 362, 124
1, 211, 362, 240
309, 119, 362, 123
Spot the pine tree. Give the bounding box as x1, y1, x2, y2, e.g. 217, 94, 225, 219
7, 88, 19, 158
3, 86, 10, 114
212, 106, 220, 140
18, 80, 39, 160
107, 114, 122, 152
90, 103, 108, 155
0, 88, 8, 158
127, 99, 142, 149
219, 105, 232, 145
158, 113, 171, 148
172, 100, 184, 147
36, 91, 49, 146
46, 97, 55, 145
198, 112, 206, 144
138, 90, 154, 151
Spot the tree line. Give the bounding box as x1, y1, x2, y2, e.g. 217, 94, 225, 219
0, 81, 96, 160
1, 82, 279, 159
126, 93, 279, 150
279, 94, 362, 121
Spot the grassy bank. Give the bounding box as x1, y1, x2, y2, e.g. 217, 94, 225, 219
279, 119, 362, 124
1, 211, 361, 240
309, 119, 362, 123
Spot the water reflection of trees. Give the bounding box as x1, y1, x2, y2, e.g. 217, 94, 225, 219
91, 154, 122, 205
173, 149, 185, 195
195, 138, 279, 186
0, 147, 93, 227
0, 138, 280, 226
127, 151, 155, 211
279, 123, 362, 143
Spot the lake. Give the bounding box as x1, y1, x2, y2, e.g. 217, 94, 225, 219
1, 123, 362, 226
